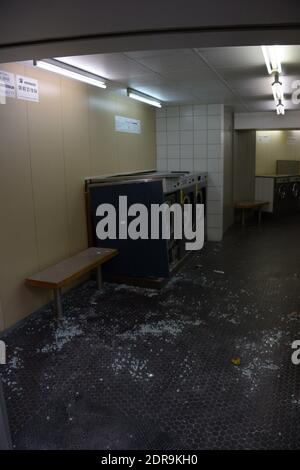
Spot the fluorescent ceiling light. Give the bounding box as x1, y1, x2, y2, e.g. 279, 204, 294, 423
127, 89, 161, 108
276, 99, 285, 115
261, 45, 282, 74
272, 73, 284, 103
34, 59, 107, 88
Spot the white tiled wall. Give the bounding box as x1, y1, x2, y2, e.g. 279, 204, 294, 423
156, 104, 226, 241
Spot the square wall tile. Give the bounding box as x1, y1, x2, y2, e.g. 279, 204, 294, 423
180, 116, 194, 130
194, 115, 207, 130
180, 159, 194, 171
208, 173, 223, 187
207, 213, 222, 228
208, 144, 222, 158
194, 159, 207, 172
180, 105, 193, 116
167, 131, 180, 145
207, 115, 223, 130
194, 130, 207, 145
167, 145, 180, 158
166, 106, 179, 117
157, 159, 168, 171
194, 144, 207, 159
156, 145, 167, 158
206, 200, 222, 214
180, 130, 193, 145
180, 145, 194, 158
156, 117, 167, 132
168, 159, 180, 171
193, 104, 207, 115
208, 130, 222, 144
208, 158, 223, 173
167, 117, 180, 131
207, 227, 223, 242
207, 186, 222, 201
207, 104, 223, 115
157, 132, 167, 145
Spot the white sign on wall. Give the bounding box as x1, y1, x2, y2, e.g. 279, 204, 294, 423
16, 75, 39, 102
115, 115, 141, 134
0, 70, 16, 99
257, 135, 271, 143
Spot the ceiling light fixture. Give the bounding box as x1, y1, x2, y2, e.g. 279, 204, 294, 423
261, 45, 282, 74
34, 59, 107, 88
272, 73, 284, 103
276, 99, 285, 115
127, 88, 162, 108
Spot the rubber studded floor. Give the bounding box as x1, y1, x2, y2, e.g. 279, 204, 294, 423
1, 215, 300, 449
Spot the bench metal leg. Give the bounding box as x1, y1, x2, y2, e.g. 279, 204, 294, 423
96, 266, 102, 290
53, 288, 63, 318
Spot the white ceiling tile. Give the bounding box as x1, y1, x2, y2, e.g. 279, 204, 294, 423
281, 46, 300, 66
127, 49, 207, 74
57, 53, 151, 80
128, 73, 172, 87
125, 49, 186, 60
57, 45, 300, 112
196, 46, 264, 69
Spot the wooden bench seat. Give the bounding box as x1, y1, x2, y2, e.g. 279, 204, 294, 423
26, 247, 118, 317
235, 200, 269, 226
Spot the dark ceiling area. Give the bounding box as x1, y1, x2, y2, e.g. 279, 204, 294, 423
1, 0, 300, 63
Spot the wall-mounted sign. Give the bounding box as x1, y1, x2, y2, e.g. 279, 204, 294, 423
287, 137, 297, 145
0, 70, 16, 99
257, 135, 271, 143
16, 75, 39, 102
115, 115, 141, 134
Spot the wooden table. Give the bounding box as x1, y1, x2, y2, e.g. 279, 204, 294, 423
26, 247, 118, 317
235, 201, 269, 226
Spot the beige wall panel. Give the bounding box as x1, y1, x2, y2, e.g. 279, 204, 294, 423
60, 78, 90, 254
116, 132, 140, 173
115, 95, 138, 172
0, 62, 156, 331
26, 68, 69, 268
114, 96, 156, 172
115, 94, 139, 118
0, 301, 4, 331
256, 130, 300, 175
0, 64, 45, 328
88, 89, 118, 176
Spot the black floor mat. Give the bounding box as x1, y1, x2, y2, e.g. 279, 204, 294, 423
1, 214, 300, 449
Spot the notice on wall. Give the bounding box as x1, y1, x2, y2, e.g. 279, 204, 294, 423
287, 137, 297, 145
16, 75, 39, 102
0, 70, 16, 99
257, 135, 271, 143
115, 115, 141, 134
